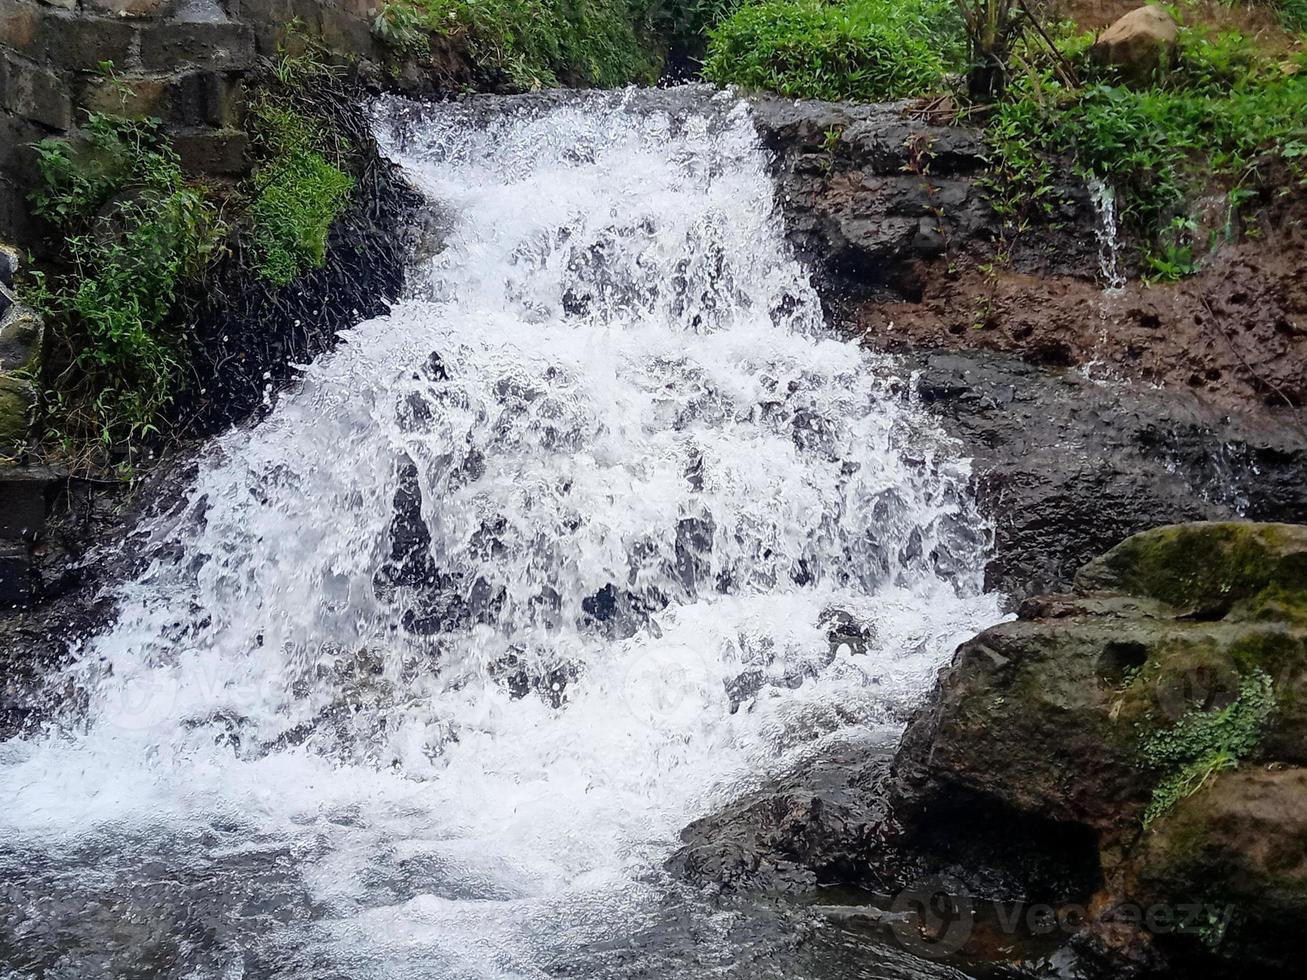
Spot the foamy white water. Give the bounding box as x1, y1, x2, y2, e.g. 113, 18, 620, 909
0, 88, 1001, 979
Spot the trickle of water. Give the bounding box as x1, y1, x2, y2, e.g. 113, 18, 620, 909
1089, 175, 1126, 293
0, 87, 1002, 979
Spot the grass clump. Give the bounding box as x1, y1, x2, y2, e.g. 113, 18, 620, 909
247, 98, 355, 287
372, 0, 661, 89
1280, 0, 1307, 31
29, 104, 222, 459
1140, 668, 1275, 826
702, 0, 963, 101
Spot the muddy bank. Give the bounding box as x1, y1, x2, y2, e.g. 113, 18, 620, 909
860, 202, 1307, 417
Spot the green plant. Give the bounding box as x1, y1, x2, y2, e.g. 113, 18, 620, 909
373, 1, 435, 56
1140, 668, 1275, 827
247, 97, 355, 287
953, 0, 1025, 101
1279, 0, 1307, 32
982, 87, 1059, 233
371, 0, 661, 89
1146, 215, 1200, 281
974, 2, 1307, 271
269, 18, 349, 87
702, 0, 963, 102
30, 107, 222, 457
1172, 27, 1261, 92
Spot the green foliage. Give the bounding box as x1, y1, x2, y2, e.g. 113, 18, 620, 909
29, 108, 222, 455
1280, 0, 1307, 32
269, 17, 350, 87
702, 0, 963, 101
981, 90, 1059, 233
648, 0, 743, 52
372, 0, 661, 88
1146, 215, 1200, 281
983, 20, 1307, 265
952, 0, 1026, 101
247, 98, 355, 287
1140, 669, 1275, 827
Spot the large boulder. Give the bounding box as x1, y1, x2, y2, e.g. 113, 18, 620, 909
891, 521, 1307, 973
1091, 5, 1180, 86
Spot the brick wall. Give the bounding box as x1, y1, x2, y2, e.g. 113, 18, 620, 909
0, 0, 385, 242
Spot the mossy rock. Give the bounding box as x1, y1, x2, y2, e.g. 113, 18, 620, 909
892, 522, 1307, 973
1076, 522, 1307, 618
1133, 766, 1307, 966
0, 373, 34, 455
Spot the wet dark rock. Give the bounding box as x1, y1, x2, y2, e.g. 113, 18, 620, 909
894, 351, 1307, 602
492, 652, 578, 708
0, 461, 197, 736
374, 459, 469, 637
821, 607, 874, 657
667, 751, 894, 893
0, 465, 61, 609
183, 139, 428, 434
0, 243, 18, 288
0, 303, 42, 372
747, 96, 1098, 302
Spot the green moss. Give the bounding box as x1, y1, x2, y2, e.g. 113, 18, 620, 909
247, 98, 355, 288
0, 374, 33, 454
701, 0, 963, 102
1076, 523, 1307, 613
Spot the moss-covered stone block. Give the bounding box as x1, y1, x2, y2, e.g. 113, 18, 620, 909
1134, 766, 1307, 965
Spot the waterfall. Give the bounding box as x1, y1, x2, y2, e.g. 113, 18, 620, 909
1088, 175, 1126, 294
0, 87, 1001, 979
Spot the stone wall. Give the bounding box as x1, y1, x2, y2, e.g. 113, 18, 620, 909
0, 0, 386, 243
0, 0, 427, 612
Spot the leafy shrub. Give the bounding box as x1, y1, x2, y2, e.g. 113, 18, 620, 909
30, 111, 222, 453
247, 98, 355, 287
702, 0, 963, 101
372, 0, 661, 88
953, 0, 1027, 101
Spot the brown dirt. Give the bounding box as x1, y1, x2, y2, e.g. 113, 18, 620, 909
856, 189, 1307, 423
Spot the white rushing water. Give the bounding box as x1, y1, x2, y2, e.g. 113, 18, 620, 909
0, 88, 1001, 979
1088, 176, 1126, 294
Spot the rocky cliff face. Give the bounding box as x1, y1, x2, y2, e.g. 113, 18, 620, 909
0, 0, 434, 614
748, 94, 1099, 305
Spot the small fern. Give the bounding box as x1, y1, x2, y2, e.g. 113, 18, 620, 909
1141, 669, 1275, 827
